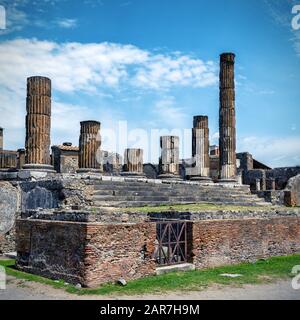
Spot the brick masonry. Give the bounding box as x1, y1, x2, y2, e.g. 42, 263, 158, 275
15, 215, 300, 287
84, 222, 156, 287
16, 219, 156, 287
192, 217, 300, 268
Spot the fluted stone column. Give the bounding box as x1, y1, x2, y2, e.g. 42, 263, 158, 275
122, 148, 145, 177
219, 53, 237, 183
78, 121, 102, 173
24, 76, 54, 172
0, 127, 3, 151
191, 116, 212, 182
158, 136, 181, 180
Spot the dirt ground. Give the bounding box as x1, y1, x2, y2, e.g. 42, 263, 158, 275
0, 275, 299, 300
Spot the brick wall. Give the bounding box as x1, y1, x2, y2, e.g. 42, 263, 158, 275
192, 217, 300, 269
15, 216, 300, 288
16, 219, 87, 285
16, 219, 156, 287
84, 223, 156, 287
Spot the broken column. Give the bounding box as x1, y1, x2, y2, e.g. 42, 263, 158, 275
78, 121, 102, 173
255, 179, 261, 191
23, 76, 54, 172
122, 148, 145, 177
17, 149, 26, 169
219, 53, 237, 183
0, 127, 3, 151
191, 116, 212, 182
158, 136, 181, 180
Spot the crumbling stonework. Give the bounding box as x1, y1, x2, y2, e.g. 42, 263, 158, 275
285, 174, 300, 206
51, 143, 79, 173
159, 136, 180, 179
0, 181, 19, 253
123, 148, 144, 176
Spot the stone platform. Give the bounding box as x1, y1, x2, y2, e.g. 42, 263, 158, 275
90, 176, 269, 207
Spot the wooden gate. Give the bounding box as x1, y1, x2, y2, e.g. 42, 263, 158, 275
156, 221, 188, 266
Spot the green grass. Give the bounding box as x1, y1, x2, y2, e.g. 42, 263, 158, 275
1, 254, 299, 296
123, 203, 278, 213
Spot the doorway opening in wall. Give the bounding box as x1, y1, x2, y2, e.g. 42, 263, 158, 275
155, 221, 192, 266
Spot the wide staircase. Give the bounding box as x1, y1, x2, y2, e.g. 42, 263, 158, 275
91, 179, 270, 208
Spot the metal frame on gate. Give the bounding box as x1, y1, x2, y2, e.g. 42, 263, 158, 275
156, 221, 188, 266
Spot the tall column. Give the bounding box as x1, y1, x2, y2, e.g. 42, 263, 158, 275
122, 148, 145, 177
219, 53, 237, 182
191, 116, 212, 182
24, 76, 54, 171
158, 136, 181, 180
78, 121, 102, 173
0, 127, 3, 151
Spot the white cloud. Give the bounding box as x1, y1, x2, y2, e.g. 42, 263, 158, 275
56, 18, 77, 29
152, 96, 189, 128
238, 135, 300, 168
0, 39, 217, 94
0, 38, 217, 149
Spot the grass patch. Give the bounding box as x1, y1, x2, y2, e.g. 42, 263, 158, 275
123, 203, 277, 213
1, 254, 299, 296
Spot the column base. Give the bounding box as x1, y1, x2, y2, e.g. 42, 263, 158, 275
77, 168, 103, 174
121, 171, 146, 178
190, 176, 213, 183
158, 173, 182, 181
22, 164, 56, 173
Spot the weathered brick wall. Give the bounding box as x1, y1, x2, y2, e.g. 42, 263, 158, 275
16, 219, 156, 287
16, 219, 87, 285
193, 217, 300, 269
84, 223, 156, 287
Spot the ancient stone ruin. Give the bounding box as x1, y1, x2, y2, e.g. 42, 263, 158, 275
0, 52, 299, 288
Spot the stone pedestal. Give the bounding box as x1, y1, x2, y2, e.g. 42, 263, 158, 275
219, 53, 237, 183
121, 148, 145, 177
190, 116, 212, 183
158, 136, 181, 180
24, 76, 55, 172
78, 121, 102, 174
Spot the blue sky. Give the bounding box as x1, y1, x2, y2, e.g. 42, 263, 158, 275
0, 0, 299, 167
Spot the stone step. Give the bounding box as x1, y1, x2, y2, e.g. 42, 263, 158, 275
93, 200, 270, 208
93, 189, 253, 197
92, 194, 265, 203
93, 184, 251, 193
91, 180, 250, 191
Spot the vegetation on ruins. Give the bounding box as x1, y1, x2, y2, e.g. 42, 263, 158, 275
1, 254, 299, 296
